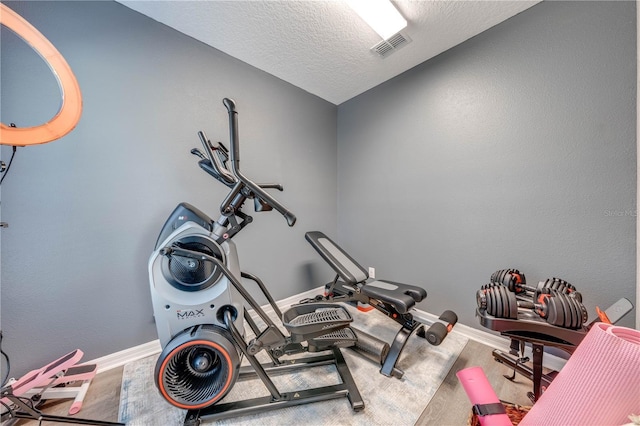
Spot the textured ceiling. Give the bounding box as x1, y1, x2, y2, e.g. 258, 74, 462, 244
117, 1, 541, 105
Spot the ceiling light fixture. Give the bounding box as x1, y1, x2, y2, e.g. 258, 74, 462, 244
346, 0, 407, 40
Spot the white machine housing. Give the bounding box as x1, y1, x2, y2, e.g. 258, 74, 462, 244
148, 221, 245, 348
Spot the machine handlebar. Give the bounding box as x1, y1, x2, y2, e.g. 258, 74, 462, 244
197, 131, 235, 185
222, 98, 296, 227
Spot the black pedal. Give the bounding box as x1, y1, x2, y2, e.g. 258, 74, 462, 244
308, 327, 357, 351
282, 304, 353, 343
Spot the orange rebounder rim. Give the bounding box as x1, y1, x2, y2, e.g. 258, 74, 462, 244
0, 3, 82, 146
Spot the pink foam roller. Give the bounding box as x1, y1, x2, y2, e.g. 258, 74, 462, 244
457, 366, 512, 426
520, 323, 640, 426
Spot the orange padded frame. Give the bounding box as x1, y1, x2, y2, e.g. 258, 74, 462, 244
0, 3, 82, 146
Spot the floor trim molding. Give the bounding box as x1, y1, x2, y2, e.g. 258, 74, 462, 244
93, 340, 161, 374
90, 286, 566, 373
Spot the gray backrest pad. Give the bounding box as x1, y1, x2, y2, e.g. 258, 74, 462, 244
305, 231, 369, 285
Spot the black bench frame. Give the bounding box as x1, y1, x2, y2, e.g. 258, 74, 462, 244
303, 231, 431, 378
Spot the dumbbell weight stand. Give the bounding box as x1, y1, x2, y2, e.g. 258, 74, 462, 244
476, 307, 585, 402
491, 343, 556, 403
477, 295, 633, 402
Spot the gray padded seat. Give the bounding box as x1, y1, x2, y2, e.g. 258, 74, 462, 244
361, 280, 427, 314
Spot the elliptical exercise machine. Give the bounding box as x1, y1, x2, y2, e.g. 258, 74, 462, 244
148, 99, 363, 425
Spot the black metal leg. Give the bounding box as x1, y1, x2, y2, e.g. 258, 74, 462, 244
380, 325, 418, 379
332, 347, 364, 411
225, 310, 284, 401
530, 344, 544, 402
497, 343, 545, 404
186, 348, 363, 424
492, 349, 554, 390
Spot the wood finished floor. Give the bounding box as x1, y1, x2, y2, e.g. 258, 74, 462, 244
11, 339, 535, 425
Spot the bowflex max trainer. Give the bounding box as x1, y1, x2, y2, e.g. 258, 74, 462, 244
148, 99, 364, 425
476, 268, 633, 402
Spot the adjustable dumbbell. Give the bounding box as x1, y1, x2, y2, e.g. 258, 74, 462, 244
477, 285, 587, 329
491, 269, 581, 302
477, 283, 518, 319
537, 278, 582, 302
517, 290, 587, 329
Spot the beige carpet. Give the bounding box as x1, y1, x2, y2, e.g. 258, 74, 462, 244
118, 303, 467, 425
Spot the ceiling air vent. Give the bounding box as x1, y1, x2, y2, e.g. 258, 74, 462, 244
371, 32, 411, 58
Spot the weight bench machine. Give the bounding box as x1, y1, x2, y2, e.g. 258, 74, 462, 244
475, 269, 634, 402
0, 349, 124, 425
302, 231, 457, 379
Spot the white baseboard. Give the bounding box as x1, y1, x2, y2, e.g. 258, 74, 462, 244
93, 340, 161, 374
89, 286, 566, 374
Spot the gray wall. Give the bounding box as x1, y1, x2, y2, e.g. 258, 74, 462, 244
337, 1, 636, 330
1, 1, 337, 376
1, 0, 636, 378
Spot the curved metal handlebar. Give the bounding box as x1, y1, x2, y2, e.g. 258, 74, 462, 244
223, 98, 296, 227
198, 131, 235, 185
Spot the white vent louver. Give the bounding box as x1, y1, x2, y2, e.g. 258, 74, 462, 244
371, 32, 411, 58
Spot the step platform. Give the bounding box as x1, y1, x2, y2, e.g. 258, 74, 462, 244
1, 350, 124, 426
308, 327, 357, 351
282, 303, 353, 343
18, 363, 97, 415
